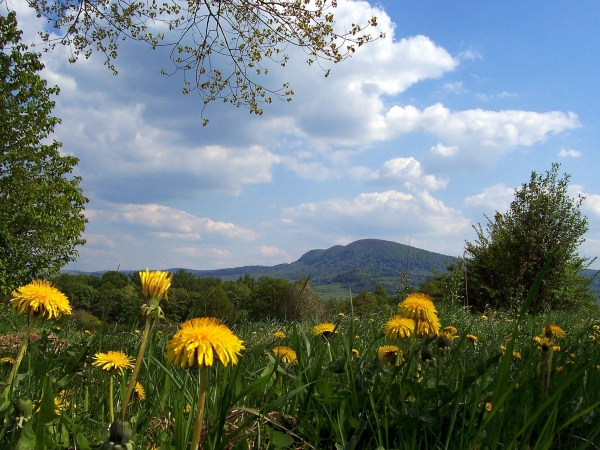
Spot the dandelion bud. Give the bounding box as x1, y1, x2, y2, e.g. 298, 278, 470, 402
15, 398, 33, 418
421, 346, 434, 361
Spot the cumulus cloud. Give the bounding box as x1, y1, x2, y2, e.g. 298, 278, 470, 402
384, 104, 580, 168
464, 184, 515, 212
430, 143, 459, 157
280, 189, 470, 255
89, 203, 257, 241
367, 157, 448, 190
558, 148, 581, 158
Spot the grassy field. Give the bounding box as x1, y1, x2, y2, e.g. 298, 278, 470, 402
1, 295, 600, 449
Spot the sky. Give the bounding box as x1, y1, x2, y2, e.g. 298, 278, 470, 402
9, 1, 600, 271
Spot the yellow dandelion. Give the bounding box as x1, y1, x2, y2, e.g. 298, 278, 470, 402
273, 331, 286, 339
184, 403, 191, 414
466, 334, 478, 343
534, 336, 554, 352
398, 293, 438, 322
383, 316, 414, 340
134, 329, 140, 334
485, 402, 492, 412
513, 351, 521, 359
556, 366, 564, 372
139, 269, 173, 303
338, 312, 345, 318
313, 323, 336, 338
166, 317, 245, 369
84, 330, 92, 335
442, 326, 458, 337
1, 357, 15, 364
92, 351, 135, 374
133, 382, 145, 401
272, 346, 297, 364
590, 335, 596, 341
351, 348, 359, 357
543, 324, 566, 340
481, 315, 488, 321
378, 345, 401, 365
11, 280, 72, 319
353, 317, 360, 322
417, 317, 441, 338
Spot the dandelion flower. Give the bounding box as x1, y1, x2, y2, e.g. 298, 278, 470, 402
166, 317, 245, 369
485, 402, 492, 412
417, 317, 441, 337
378, 345, 401, 365
11, 280, 72, 319
92, 351, 135, 374
543, 324, 566, 340
534, 336, 554, 352
139, 269, 173, 303
466, 334, 478, 343
442, 326, 458, 337
273, 331, 286, 339
313, 323, 336, 338
384, 316, 414, 340
1, 357, 15, 364
133, 382, 145, 401
398, 293, 437, 322
351, 348, 359, 357
272, 346, 297, 364
338, 312, 345, 318
513, 351, 521, 359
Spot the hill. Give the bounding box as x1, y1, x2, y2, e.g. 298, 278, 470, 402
177, 238, 457, 297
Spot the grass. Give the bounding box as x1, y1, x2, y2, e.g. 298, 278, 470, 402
1, 299, 600, 449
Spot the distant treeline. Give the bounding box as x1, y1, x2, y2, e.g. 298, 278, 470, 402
48, 270, 408, 326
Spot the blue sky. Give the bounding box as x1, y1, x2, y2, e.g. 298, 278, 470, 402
12, 1, 600, 271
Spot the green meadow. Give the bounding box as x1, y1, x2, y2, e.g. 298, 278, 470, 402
1, 281, 600, 450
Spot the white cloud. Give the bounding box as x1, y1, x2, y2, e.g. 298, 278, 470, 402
89, 203, 257, 241
558, 148, 581, 158
458, 50, 483, 60
384, 104, 581, 167
444, 81, 465, 93
430, 143, 459, 157
367, 157, 448, 190
464, 184, 515, 212
255, 246, 290, 259
280, 189, 470, 255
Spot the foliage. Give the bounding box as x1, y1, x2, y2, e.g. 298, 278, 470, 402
0, 12, 87, 294
21, 0, 383, 120
464, 163, 597, 311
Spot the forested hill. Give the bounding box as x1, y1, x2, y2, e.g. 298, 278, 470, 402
176, 239, 457, 287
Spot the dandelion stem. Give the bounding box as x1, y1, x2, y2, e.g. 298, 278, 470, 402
191, 365, 209, 450
109, 376, 115, 423
3, 316, 37, 401
121, 316, 152, 420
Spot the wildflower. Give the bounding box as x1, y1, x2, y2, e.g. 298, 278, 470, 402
273, 346, 297, 364
313, 323, 336, 338
534, 336, 554, 352
466, 334, 478, 343
417, 318, 441, 338
513, 351, 521, 359
166, 317, 245, 369
481, 315, 488, 321
589, 335, 596, 341
351, 348, 359, 357
11, 280, 72, 319
184, 404, 191, 414
442, 326, 458, 338
485, 402, 492, 412
354, 317, 360, 322
84, 330, 92, 335
556, 366, 564, 372
378, 345, 401, 365
92, 351, 135, 374
252, 331, 257, 335
273, 331, 286, 339
543, 324, 566, 340
0, 357, 15, 364
133, 382, 145, 401
166, 317, 244, 450
139, 269, 173, 304
134, 329, 140, 334
383, 316, 414, 340
398, 293, 437, 322
338, 312, 345, 318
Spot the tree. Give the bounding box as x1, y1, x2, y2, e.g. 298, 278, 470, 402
464, 163, 596, 311
0, 12, 87, 294
23, 0, 383, 121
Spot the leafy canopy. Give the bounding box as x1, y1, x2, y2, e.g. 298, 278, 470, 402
0, 11, 87, 294
464, 163, 596, 311
24, 0, 384, 122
